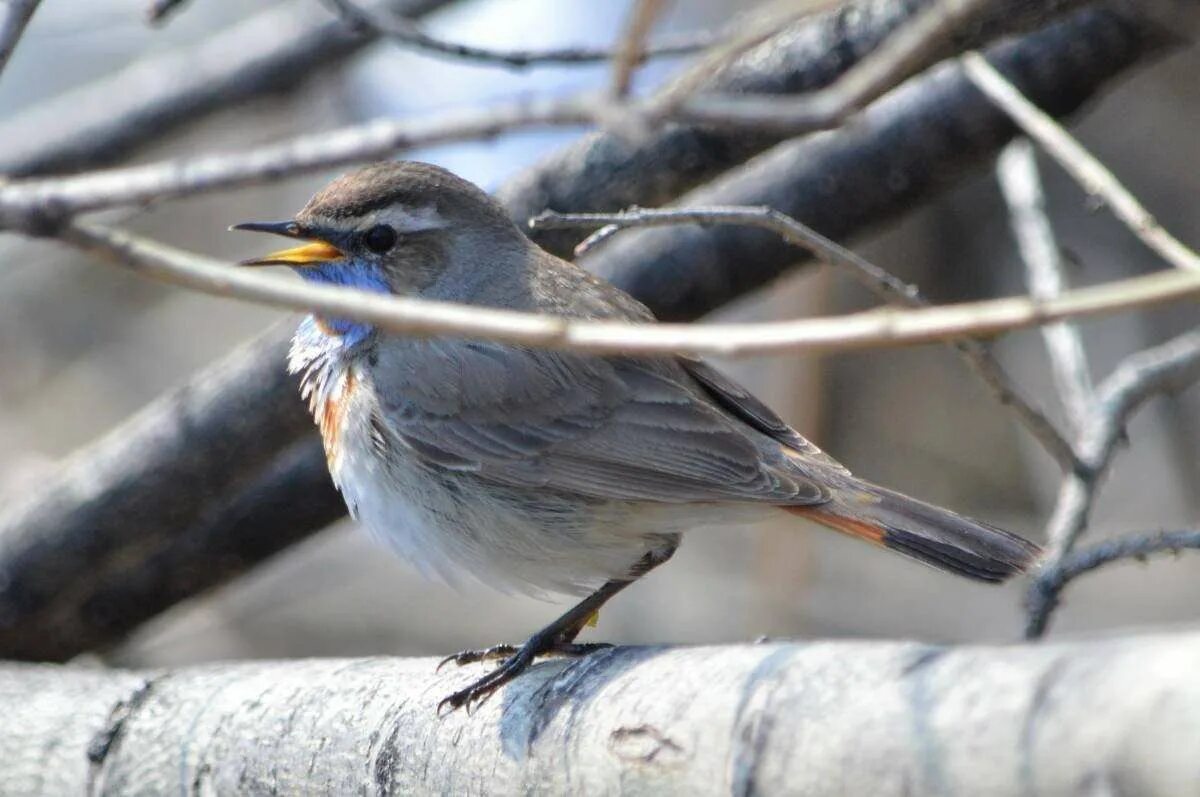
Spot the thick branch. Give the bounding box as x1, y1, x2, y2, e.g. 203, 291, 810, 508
6, 633, 1200, 794
504, 0, 1096, 257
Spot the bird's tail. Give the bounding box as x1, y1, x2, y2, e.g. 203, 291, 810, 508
784, 479, 1042, 583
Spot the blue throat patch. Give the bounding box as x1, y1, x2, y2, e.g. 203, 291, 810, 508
295, 261, 388, 347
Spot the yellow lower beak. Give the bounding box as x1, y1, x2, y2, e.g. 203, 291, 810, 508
240, 239, 344, 267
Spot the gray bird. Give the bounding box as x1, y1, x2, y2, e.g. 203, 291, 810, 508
234, 161, 1041, 712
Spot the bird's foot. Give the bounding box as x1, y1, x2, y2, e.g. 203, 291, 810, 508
437, 638, 612, 714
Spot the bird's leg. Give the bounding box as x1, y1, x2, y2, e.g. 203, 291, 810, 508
438, 543, 676, 714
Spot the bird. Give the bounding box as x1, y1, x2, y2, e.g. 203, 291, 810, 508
233, 161, 1042, 712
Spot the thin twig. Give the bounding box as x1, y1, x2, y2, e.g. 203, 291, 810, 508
544, 205, 1079, 470
146, 0, 190, 26
997, 140, 1095, 435
0, 0, 41, 79
0, 0, 454, 177
963, 52, 1200, 273
1027, 529, 1200, 638
635, 0, 837, 118
1027, 329, 1200, 638
323, 0, 718, 68
39, 215, 1200, 360
610, 0, 667, 99
664, 0, 993, 132
0, 96, 598, 227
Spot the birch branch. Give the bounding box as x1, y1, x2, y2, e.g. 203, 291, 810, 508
997, 140, 1095, 435
7, 632, 1200, 795
324, 0, 716, 69
963, 52, 1200, 272
53, 219, 1200, 358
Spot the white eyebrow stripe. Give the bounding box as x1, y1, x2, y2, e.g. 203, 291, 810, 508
369, 204, 448, 233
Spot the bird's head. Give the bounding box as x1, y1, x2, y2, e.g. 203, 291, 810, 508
233, 161, 526, 341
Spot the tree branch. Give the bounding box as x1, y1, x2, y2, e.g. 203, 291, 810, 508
996, 139, 1095, 436
963, 51, 1200, 273
0, 0, 40, 80
0, 0, 454, 177
7, 632, 1200, 794
660, 0, 993, 132
1027, 329, 1200, 638
505, 0, 1098, 258
46, 218, 1200, 358
323, 0, 716, 69
1027, 530, 1200, 633
536, 205, 1079, 468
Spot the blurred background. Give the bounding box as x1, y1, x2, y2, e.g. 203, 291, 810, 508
0, 0, 1196, 669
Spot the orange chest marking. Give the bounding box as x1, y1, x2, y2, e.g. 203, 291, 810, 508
316, 369, 358, 466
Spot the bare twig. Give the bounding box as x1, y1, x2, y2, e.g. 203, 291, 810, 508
323, 0, 718, 69
541, 205, 1079, 469
665, 0, 994, 132
1027, 530, 1200, 633
609, 0, 667, 99
0, 0, 40, 79
146, 0, 190, 26
45, 216, 1200, 359
0, 96, 597, 227
997, 140, 1095, 434
963, 52, 1200, 273
0, 0, 454, 177
1028, 329, 1200, 637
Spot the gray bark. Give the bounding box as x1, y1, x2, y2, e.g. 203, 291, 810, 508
4, 631, 1199, 795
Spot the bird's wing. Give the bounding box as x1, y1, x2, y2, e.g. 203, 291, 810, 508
368, 339, 828, 505
677, 356, 848, 473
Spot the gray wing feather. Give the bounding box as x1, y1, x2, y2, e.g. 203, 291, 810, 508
369, 340, 828, 505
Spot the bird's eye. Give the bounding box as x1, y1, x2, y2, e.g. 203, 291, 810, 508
363, 224, 397, 254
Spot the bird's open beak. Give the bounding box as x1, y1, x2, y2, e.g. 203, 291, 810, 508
230, 220, 344, 266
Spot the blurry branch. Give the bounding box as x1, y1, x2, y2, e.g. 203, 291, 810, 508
964, 52, 1200, 272
997, 140, 1095, 434
53, 219, 1200, 358
9, 633, 1200, 795
975, 51, 1200, 638
0, 0, 1178, 662
660, 0, 993, 132
1027, 530, 1200, 633
0, 0, 1099, 223
0, 0, 40, 78
0, 96, 596, 227
145, 0, 190, 26
0, 0, 453, 177
536, 206, 1078, 468
609, 0, 667, 99
324, 0, 718, 68
1027, 329, 1200, 638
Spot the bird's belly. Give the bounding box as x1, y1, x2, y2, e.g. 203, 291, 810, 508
332, 429, 665, 596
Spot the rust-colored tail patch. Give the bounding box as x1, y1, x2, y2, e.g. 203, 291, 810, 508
783, 505, 886, 546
